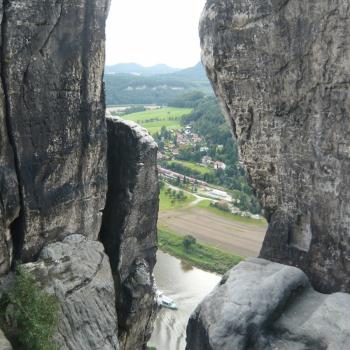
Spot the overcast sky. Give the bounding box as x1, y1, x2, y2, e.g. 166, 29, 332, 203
105, 0, 206, 68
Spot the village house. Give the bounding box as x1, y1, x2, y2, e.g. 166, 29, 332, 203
191, 133, 203, 143
202, 155, 213, 166
214, 161, 227, 171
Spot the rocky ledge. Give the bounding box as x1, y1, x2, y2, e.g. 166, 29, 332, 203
24, 235, 119, 350
186, 258, 350, 350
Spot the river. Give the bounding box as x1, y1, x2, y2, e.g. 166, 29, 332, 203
148, 251, 221, 350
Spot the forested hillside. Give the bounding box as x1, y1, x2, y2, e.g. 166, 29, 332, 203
104, 63, 212, 105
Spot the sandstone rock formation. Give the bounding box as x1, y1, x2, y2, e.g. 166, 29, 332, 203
0, 2, 20, 277
200, 0, 350, 293
24, 235, 119, 350
100, 116, 159, 350
0, 2, 159, 350
187, 259, 350, 350
3, 0, 110, 263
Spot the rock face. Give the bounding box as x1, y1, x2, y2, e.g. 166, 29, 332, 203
2, 0, 110, 263
0, 2, 20, 277
100, 116, 159, 350
200, 0, 350, 293
0, 329, 12, 350
186, 258, 350, 350
0, 2, 160, 349
24, 235, 119, 350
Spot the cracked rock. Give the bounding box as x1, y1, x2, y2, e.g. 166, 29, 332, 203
100, 116, 159, 350
24, 235, 119, 350
186, 259, 350, 350
200, 0, 350, 293
2, 0, 110, 261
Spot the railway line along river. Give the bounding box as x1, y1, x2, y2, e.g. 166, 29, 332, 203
149, 250, 221, 350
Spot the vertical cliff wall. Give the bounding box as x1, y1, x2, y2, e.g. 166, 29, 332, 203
2, 0, 110, 263
0, 1, 160, 349
100, 116, 159, 350
200, 0, 350, 293
0, 2, 20, 276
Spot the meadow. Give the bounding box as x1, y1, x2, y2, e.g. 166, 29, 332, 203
122, 107, 192, 134
158, 227, 243, 274
159, 187, 196, 211
165, 159, 214, 176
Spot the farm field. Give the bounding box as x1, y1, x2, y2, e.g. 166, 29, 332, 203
122, 107, 192, 134
158, 206, 267, 257
165, 159, 214, 176
196, 200, 267, 227
159, 187, 196, 211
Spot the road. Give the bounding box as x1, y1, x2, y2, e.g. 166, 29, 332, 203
159, 207, 267, 257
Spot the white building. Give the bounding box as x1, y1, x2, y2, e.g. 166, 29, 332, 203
214, 161, 227, 171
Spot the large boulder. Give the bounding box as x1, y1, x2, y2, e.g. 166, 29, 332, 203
100, 116, 159, 350
2, 0, 110, 262
200, 0, 350, 293
186, 258, 350, 350
24, 235, 119, 350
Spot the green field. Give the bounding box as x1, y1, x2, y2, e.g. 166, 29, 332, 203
159, 187, 196, 211
158, 228, 243, 274
196, 200, 267, 227
166, 159, 214, 176
122, 107, 192, 134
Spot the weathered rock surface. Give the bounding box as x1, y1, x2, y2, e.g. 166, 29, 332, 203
186, 258, 350, 350
0, 2, 161, 349
100, 115, 159, 350
2, 0, 110, 262
0, 329, 12, 350
24, 235, 119, 350
200, 0, 350, 293
0, 2, 20, 276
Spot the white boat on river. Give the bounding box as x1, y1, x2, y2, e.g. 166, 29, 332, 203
156, 290, 178, 310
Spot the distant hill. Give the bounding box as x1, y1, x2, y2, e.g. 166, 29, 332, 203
104, 62, 212, 105
168, 62, 208, 81
105, 63, 180, 76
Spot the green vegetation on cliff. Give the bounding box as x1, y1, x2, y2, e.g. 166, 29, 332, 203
0, 268, 59, 350
158, 228, 243, 274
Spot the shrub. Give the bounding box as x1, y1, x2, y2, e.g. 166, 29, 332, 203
0, 267, 60, 350
183, 235, 196, 252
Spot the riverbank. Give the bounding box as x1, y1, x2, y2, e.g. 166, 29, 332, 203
158, 228, 243, 274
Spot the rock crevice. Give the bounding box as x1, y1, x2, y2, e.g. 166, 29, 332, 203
0, 2, 159, 350
100, 115, 159, 350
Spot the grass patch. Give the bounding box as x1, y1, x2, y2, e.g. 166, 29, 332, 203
122, 107, 192, 134
158, 228, 243, 274
196, 200, 267, 227
0, 268, 59, 350
166, 160, 214, 176
159, 187, 196, 212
